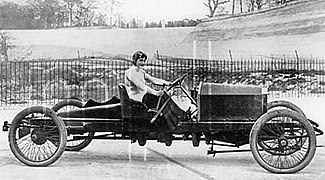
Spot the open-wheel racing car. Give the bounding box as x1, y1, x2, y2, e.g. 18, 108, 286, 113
2, 74, 324, 173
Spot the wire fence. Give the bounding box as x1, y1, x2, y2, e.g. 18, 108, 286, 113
1, 53, 325, 108
156, 53, 325, 98
0, 56, 131, 108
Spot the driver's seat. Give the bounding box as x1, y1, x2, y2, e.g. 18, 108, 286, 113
118, 84, 149, 120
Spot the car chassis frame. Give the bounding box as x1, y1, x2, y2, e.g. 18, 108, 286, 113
2, 74, 324, 174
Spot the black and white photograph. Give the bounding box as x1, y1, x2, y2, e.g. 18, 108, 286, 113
0, 0, 324, 179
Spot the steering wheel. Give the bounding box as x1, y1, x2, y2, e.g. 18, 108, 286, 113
151, 74, 188, 122
166, 74, 187, 91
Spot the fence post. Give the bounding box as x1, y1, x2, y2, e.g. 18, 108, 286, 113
77, 50, 80, 60
155, 50, 160, 60
295, 50, 300, 98
208, 41, 212, 60
193, 40, 197, 59
229, 50, 233, 61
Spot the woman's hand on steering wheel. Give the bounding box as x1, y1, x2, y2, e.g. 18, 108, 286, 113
167, 74, 188, 91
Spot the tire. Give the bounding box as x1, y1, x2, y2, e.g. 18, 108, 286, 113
8, 106, 67, 166
267, 100, 306, 117
250, 109, 316, 173
52, 99, 95, 151
52, 99, 84, 112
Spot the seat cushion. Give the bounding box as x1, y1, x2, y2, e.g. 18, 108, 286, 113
118, 84, 150, 120
83, 96, 120, 108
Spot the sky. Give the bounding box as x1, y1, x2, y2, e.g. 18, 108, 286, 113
116, 0, 207, 22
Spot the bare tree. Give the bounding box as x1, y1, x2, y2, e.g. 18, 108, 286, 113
63, 0, 99, 27
256, 0, 263, 9
64, 0, 82, 26
204, 0, 230, 18
232, 0, 236, 14
0, 32, 14, 62
102, 0, 124, 27
95, 13, 107, 26
247, 0, 254, 11
28, 0, 65, 29
247, 0, 267, 11
75, 0, 97, 26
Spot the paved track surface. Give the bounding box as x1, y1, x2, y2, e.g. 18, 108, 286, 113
0, 140, 324, 180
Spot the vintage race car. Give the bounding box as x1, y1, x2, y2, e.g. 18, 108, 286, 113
2, 74, 323, 173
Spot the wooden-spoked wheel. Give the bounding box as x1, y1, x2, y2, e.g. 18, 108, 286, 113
8, 106, 67, 166
250, 109, 316, 173
52, 99, 95, 151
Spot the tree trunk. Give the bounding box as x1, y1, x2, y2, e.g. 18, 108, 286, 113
67, 2, 73, 27
110, 0, 114, 27
69, 10, 73, 26
249, 0, 255, 11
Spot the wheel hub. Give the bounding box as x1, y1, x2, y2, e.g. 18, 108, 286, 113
279, 138, 288, 148
31, 128, 48, 145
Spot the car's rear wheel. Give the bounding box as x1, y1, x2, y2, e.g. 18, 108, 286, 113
53, 99, 95, 151
267, 100, 305, 117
